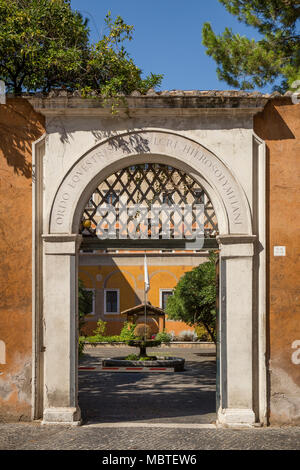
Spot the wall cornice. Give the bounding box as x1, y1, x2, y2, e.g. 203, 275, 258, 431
16, 90, 275, 117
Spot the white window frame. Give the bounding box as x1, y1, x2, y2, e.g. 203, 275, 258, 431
83, 288, 96, 316
159, 288, 174, 310
104, 288, 120, 315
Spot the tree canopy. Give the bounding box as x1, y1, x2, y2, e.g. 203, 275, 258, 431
202, 0, 300, 92
165, 253, 217, 343
0, 0, 163, 96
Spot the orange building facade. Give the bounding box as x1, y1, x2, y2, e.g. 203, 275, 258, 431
79, 251, 207, 337
0, 93, 299, 425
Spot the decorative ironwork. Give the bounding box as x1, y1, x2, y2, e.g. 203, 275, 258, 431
79, 164, 218, 242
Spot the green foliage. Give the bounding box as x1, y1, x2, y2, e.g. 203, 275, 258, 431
81, 321, 138, 344
79, 12, 163, 101
93, 320, 107, 337
125, 354, 140, 360
0, 0, 89, 94
0, 2, 163, 98
194, 324, 209, 341
166, 252, 217, 343
85, 334, 121, 343
136, 356, 155, 361
78, 279, 94, 335
155, 330, 172, 343
119, 322, 137, 341
125, 354, 155, 361
78, 336, 85, 357
202, 1, 300, 91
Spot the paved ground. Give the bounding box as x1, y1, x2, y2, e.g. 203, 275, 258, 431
1, 422, 300, 450
78, 346, 216, 424
1, 346, 300, 450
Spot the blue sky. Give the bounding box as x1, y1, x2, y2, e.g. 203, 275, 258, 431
70, 0, 275, 93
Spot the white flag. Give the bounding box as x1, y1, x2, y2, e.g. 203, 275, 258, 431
144, 255, 150, 293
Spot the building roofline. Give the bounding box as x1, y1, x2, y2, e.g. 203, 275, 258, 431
8, 89, 293, 117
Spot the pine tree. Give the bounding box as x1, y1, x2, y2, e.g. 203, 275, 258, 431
202, 0, 300, 92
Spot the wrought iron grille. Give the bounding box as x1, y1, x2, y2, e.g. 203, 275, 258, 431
79, 164, 218, 241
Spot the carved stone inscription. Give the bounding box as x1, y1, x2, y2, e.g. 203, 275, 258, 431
51, 131, 247, 233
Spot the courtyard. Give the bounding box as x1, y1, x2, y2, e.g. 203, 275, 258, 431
78, 345, 216, 425
1, 345, 300, 450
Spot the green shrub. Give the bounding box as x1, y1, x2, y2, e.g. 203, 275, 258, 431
101, 335, 122, 343
78, 336, 85, 357
155, 330, 172, 343
125, 354, 156, 361
120, 322, 136, 341
93, 320, 107, 336
85, 334, 121, 343
125, 354, 139, 360
194, 324, 209, 341
82, 321, 138, 344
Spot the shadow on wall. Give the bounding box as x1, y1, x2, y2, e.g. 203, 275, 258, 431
0, 98, 45, 177
254, 97, 300, 425
255, 98, 295, 141
79, 258, 143, 336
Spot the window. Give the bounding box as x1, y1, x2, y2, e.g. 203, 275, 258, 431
104, 289, 120, 314
160, 289, 173, 311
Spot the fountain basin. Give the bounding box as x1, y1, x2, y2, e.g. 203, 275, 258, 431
102, 356, 185, 372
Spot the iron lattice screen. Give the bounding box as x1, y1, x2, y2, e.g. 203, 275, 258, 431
79, 164, 218, 241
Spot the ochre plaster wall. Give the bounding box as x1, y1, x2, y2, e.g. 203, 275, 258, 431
0, 96, 299, 425
0, 98, 45, 421
254, 98, 300, 424
79, 262, 196, 337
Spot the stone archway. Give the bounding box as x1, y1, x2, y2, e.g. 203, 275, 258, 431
39, 130, 264, 427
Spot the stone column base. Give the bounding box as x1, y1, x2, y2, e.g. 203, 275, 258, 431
217, 408, 255, 428
42, 407, 81, 425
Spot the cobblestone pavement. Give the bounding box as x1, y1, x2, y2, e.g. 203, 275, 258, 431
1, 347, 299, 450
0, 422, 300, 450
78, 346, 216, 424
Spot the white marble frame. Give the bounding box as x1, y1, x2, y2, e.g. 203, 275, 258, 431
33, 129, 266, 427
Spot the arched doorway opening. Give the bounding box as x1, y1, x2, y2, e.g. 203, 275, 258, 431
39, 130, 261, 427
77, 162, 219, 424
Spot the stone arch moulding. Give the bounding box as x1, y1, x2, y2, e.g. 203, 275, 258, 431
48, 129, 253, 237
40, 129, 266, 427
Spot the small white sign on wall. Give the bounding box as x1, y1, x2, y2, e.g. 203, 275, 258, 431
274, 246, 286, 256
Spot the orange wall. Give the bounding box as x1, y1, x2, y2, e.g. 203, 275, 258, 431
0, 96, 299, 424
79, 261, 196, 336
0, 98, 45, 421
254, 98, 300, 424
